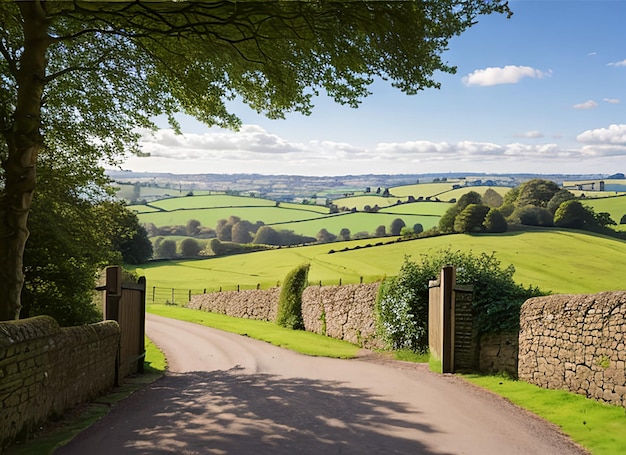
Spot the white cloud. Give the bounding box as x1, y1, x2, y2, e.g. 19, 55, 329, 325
576, 124, 626, 145
130, 123, 626, 176
462, 65, 551, 86
608, 59, 626, 67
513, 130, 544, 139
603, 98, 621, 104
572, 100, 598, 110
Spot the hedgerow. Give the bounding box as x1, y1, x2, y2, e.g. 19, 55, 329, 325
375, 249, 545, 353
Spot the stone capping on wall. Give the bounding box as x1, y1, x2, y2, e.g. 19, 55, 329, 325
518, 291, 626, 408
189, 282, 383, 349
0, 316, 121, 450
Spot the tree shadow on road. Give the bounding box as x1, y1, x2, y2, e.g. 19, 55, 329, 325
58, 368, 455, 455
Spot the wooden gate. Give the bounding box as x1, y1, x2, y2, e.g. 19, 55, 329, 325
99, 266, 146, 384
428, 266, 475, 373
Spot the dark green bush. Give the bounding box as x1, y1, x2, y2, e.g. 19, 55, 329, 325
276, 263, 310, 330
375, 249, 544, 353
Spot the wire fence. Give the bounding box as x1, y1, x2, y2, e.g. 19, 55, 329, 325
149, 277, 368, 306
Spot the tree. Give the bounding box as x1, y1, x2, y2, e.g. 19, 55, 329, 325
316, 228, 337, 244
96, 201, 153, 265
547, 189, 575, 214
21, 162, 115, 325
339, 228, 351, 241
374, 225, 387, 237
390, 218, 407, 236
515, 206, 554, 227
482, 188, 504, 208
412, 223, 424, 235
453, 204, 490, 233
155, 240, 177, 259
554, 200, 595, 229
515, 179, 561, 208
0, 1, 510, 320
180, 238, 201, 257
186, 219, 202, 236
231, 220, 255, 244
483, 208, 508, 233
253, 226, 282, 246
439, 191, 483, 233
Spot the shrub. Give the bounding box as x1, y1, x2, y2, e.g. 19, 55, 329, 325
375, 250, 544, 352
276, 263, 310, 330
155, 239, 177, 258
180, 238, 201, 257
483, 208, 508, 233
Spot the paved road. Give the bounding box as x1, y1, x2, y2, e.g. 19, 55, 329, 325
57, 314, 588, 455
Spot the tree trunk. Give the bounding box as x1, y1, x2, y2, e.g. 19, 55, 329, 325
0, 4, 49, 320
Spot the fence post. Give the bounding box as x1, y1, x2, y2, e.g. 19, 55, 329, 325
188, 290, 192, 302
171, 288, 175, 305
152, 286, 155, 303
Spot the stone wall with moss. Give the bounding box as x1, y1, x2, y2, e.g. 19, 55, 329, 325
0, 316, 120, 450
518, 291, 626, 407
189, 283, 383, 348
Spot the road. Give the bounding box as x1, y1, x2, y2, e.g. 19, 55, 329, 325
57, 314, 588, 455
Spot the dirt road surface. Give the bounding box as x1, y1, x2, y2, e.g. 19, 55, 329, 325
56, 314, 588, 455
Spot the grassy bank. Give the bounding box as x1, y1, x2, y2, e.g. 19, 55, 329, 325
132, 230, 626, 295
147, 304, 362, 358
463, 375, 626, 455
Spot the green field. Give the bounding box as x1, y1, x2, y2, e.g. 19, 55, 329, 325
132, 229, 626, 295
266, 211, 440, 237
148, 194, 276, 210
583, 194, 626, 227
138, 205, 327, 228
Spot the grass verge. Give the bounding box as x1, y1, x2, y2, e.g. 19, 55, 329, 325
147, 303, 361, 359
6, 337, 166, 455
463, 374, 626, 455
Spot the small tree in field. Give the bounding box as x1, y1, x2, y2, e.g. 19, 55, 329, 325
276, 263, 310, 330
180, 238, 201, 257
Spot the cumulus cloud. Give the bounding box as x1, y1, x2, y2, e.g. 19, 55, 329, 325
608, 59, 626, 67
132, 122, 626, 176
572, 100, 598, 110
576, 124, 626, 145
462, 65, 551, 86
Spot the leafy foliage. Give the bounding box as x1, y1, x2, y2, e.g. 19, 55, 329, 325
376, 250, 544, 352
276, 263, 310, 330
554, 200, 596, 229
0, 0, 511, 319
483, 208, 508, 233
180, 238, 202, 257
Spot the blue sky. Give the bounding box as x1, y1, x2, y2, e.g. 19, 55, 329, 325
126, 1, 626, 176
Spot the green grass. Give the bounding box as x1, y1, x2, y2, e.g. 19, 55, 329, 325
148, 194, 276, 210
147, 304, 361, 359
138, 205, 326, 228
268, 211, 440, 237
132, 230, 626, 295
583, 194, 626, 226
464, 375, 626, 455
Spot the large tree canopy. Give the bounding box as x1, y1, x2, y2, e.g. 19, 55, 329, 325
0, 0, 510, 320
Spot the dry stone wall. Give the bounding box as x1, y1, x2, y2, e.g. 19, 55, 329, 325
302, 283, 382, 349
188, 288, 280, 321
0, 316, 120, 450
189, 282, 382, 348
519, 292, 626, 407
